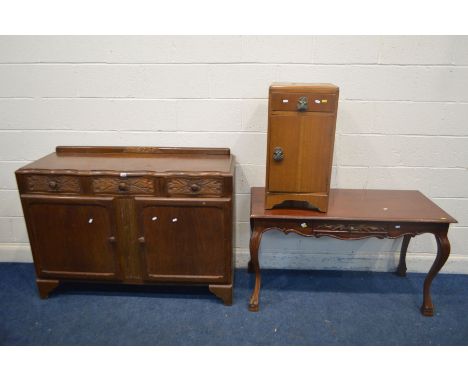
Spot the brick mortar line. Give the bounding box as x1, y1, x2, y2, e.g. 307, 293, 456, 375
1, 190, 467, 199
0, 62, 467, 67
1, 97, 468, 104
0, 130, 467, 138
0, 163, 466, 170
1, 98, 468, 104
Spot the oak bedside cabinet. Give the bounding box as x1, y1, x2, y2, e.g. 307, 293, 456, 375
15, 146, 234, 305
265, 83, 339, 212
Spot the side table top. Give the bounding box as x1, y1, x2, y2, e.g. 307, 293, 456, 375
250, 187, 457, 224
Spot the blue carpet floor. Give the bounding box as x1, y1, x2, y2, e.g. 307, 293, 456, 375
1, 263, 467, 345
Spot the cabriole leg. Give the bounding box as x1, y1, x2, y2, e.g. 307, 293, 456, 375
421, 233, 450, 316
396, 235, 412, 277
248, 224, 264, 312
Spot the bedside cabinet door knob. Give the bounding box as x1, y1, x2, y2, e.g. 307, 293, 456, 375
190, 183, 201, 192
272, 147, 284, 162
118, 182, 128, 191
297, 96, 308, 112
48, 180, 58, 190
138, 236, 145, 244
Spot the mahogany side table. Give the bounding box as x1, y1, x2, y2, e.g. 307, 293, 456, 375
248, 187, 457, 316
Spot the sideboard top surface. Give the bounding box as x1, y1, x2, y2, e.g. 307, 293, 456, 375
251, 187, 457, 224
16, 146, 234, 175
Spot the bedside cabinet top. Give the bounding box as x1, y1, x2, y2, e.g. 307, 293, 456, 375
16, 146, 234, 176
270, 83, 339, 93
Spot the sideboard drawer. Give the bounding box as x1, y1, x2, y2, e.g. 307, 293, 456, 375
166, 177, 223, 197
26, 175, 82, 194
92, 177, 155, 195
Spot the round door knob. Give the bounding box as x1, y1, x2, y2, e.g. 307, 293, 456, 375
190, 184, 201, 192
48, 180, 58, 190
118, 182, 127, 191
297, 96, 308, 112
272, 147, 284, 162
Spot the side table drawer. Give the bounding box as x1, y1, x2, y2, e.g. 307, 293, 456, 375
166, 177, 223, 197
25, 175, 82, 194
92, 177, 155, 195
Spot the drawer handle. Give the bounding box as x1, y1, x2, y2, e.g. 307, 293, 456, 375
190, 183, 201, 192
138, 236, 145, 244
272, 147, 284, 162
297, 96, 308, 112
48, 180, 58, 190
118, 182, 128, 191
108, 236, 116, 243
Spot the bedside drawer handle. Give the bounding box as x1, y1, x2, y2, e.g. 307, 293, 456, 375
297, 96, 308, 112
118, 182, 128, 191
48, 180, 58, 190
108, 236, 116, 243
138, 236, 145, 244
190, 183, 201, 192
273, 147, 284, 162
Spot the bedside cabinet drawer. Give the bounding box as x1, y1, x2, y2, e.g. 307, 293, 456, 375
166, 177, 223, 197
271, 93, 337, 113
92, 177, 155, 195
25, 175, 82, 194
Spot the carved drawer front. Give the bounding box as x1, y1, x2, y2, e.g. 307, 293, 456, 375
166, 177, 223, 197
313, 223, 389, 239
26, 175, 81, 194
93, 177, 155, 195
314, 223, 387, 234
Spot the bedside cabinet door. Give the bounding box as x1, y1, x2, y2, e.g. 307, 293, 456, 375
267, 113, 335, 193
21, 196, 121, 280
136, 198, 231, 283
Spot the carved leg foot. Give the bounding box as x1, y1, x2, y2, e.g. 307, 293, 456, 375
420, 233, 450, 317
396, 235, 411, 277
421, 304, 434, 317
248, 225, 263, 312
36, 279, 60, 299
209, 284, 233, 305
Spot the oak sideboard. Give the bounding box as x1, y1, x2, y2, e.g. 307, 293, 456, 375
15, 146, 234, 304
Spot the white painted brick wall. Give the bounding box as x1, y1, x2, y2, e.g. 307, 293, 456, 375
0, 36, 467, 273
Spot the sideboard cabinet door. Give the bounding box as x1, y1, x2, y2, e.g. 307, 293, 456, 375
136, 198, 231, 284
21, 196, 121, 280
